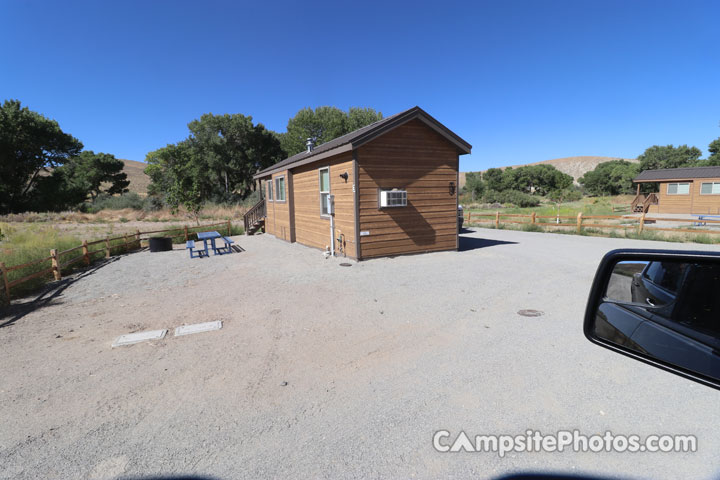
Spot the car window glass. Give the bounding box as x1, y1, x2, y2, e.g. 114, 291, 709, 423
643, 262, 687, 293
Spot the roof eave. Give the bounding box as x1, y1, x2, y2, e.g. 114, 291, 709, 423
253, 143, 354, 179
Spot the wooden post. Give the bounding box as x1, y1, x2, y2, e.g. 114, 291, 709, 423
227, 219, 232, 236
105, 237, 110, 259
576, 212, 583, 234
0, 262, 10, 306
135, 229, 141, 248
531, 212, 536, 224
50, 249, 61, 281
639, 213, 646, 233
124, 233, 129, 252
495, 211, 500, 228
467, 212, 472, 224
82, 240, 90, 266
184, 225, 189, 241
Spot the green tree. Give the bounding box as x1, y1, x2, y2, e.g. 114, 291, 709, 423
637, 144, 702, 171
464, 172, 485, 201
699, 137, 720, 166
0, 99, 83, 213
279, 106, 383, 156
508, 164, 573, 195
62, 151, 129, 200
483, 168, 506, 192
146, 113, 285, 205
578, 160, 640, 196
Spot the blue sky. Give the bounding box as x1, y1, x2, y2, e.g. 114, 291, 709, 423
1, 0, 719, 171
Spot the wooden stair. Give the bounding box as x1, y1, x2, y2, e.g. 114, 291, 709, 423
243, 198, 266, 235
631, 193, 659, 213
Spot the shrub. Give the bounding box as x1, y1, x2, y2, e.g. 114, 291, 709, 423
142, 195, 164, 212
88, 192, 144, 212
483, 190, 540, 207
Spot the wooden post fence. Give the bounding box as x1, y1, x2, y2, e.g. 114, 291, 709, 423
577, 212, 583, 234
467, 212, 472, 224
0, 262, 10, 306
82, 240, 90, 266
105, 237, 110, 258
135, 229, 141, 248
639, 213, 646, 233
531, 212, 536, 224
227, 219, 232, 236
184, 225, 189, 241
495, 211, 500, 228
50, 249, 61, 281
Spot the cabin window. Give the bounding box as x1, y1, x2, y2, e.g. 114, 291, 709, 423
700, 182, 720, 195
379, 189, 408, 208
267, 180, 273, 201
667, 182, 690, 195
275, 176, 286, 202
319, 167, 330, 216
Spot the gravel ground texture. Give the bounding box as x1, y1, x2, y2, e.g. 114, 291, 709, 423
1, 227, 719, 480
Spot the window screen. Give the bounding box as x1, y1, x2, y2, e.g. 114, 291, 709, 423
667, 183, 690, 195
701, 182, 720, 194
267, 180, 273, 201
275, 176, 285, 201
319, 168, 330, 216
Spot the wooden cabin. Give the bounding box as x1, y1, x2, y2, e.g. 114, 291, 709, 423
246, 106, 472, 260
632, 166, 720, 214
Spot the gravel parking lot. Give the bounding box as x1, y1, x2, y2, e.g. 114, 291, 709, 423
1, 228, 719, 479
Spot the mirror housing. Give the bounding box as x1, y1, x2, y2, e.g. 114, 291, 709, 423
585, 249, 720, 390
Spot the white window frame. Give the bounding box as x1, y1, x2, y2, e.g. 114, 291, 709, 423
267, 179, 273, 202
319, 167, 330, 218
700, 182, 720, 195
275, 175, 286, 202
667, 182, 690, 195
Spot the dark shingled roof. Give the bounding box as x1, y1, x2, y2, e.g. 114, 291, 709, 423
634, 166, 720, 182
254, 106, 471, 179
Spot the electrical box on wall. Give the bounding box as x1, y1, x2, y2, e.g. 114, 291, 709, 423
326, 194, 335, 215
379, 189, 407, 208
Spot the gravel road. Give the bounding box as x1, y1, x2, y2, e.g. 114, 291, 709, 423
1, 228, 719, 479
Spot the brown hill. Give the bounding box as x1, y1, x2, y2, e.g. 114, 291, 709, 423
459, 156, 638, 188
121, 159, 151, 196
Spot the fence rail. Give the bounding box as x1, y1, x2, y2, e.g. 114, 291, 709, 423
0, 220, 234, 306
465, 211, 720, 236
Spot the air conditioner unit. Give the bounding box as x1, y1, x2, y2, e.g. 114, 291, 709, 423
379, 189, 407, 208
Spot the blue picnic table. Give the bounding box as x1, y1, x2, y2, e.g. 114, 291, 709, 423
189, 230, 234, 257
197, 231, 221, 256
694, 215, 720, 226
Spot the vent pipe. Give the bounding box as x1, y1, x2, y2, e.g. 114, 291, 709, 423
306, 137, 314, 153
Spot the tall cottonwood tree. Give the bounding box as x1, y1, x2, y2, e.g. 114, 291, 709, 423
0, 99, 83, 213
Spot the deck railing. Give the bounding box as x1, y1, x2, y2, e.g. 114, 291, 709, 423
243, 198, 266, 232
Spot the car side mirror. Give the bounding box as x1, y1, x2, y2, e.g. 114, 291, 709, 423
584, 249, 720, 390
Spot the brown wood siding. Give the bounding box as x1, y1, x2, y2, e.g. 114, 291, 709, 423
291, 154, 356, 257
265, 170, 291, 241
651, 178, 720, 214
357, 119, 458, 259
690, 177, 720, 214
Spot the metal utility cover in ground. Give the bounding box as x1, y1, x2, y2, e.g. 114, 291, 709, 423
112, 329, 167, 347
174, 321, 223, 337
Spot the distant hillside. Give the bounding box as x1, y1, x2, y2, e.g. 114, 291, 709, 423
459, 156, 638, 188
121, 160, 151, 196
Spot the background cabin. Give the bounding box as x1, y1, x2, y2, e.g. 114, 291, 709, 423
633, 166, 720, 214
246, 107, 472, 260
